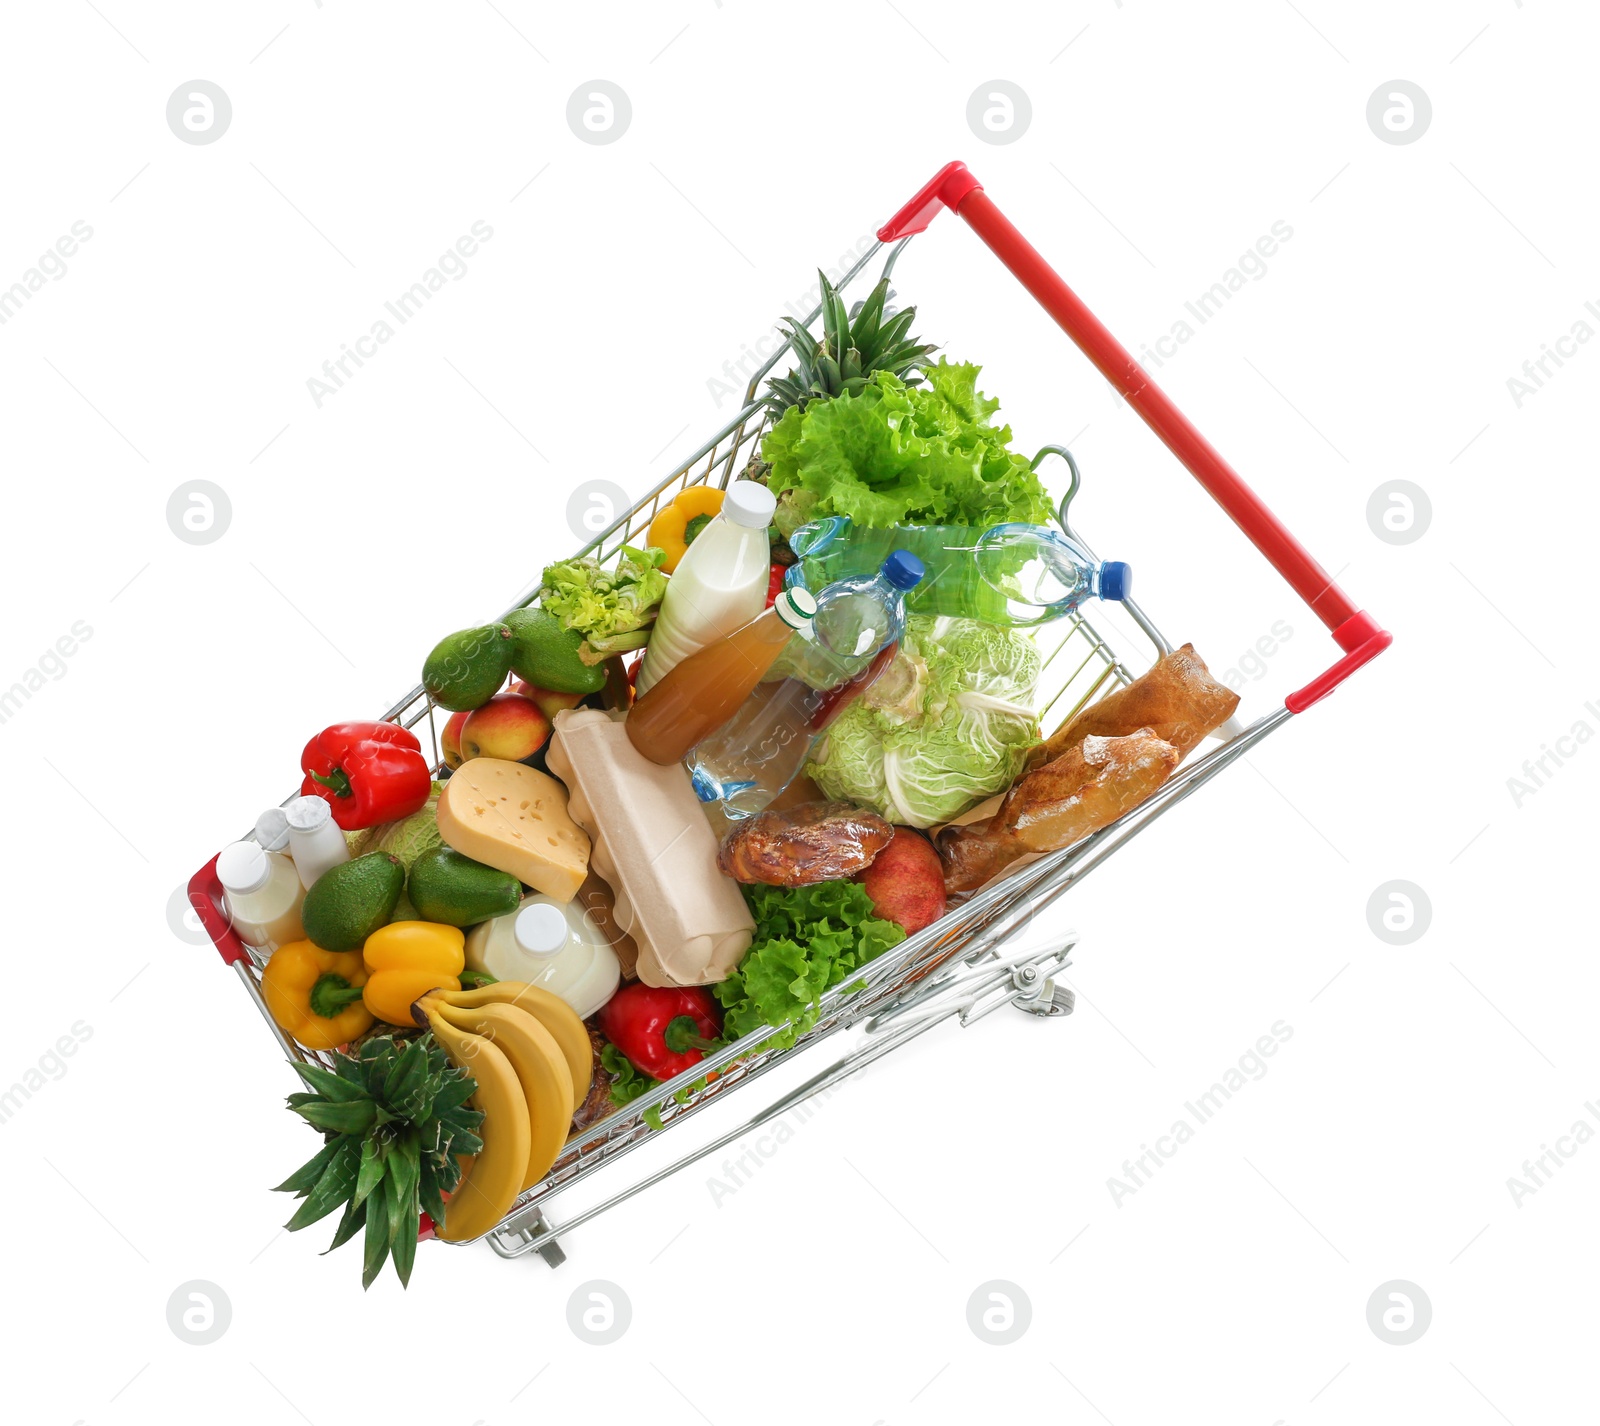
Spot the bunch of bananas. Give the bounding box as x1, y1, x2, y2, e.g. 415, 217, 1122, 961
414, 982, 592, 1243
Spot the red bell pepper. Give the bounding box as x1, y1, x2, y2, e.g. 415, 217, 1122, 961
764, 562, 786, 609
600, 983, 721, 1081
300, 721, 431, 831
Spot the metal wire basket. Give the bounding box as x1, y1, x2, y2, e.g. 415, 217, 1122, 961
190, 161, 1389, 1268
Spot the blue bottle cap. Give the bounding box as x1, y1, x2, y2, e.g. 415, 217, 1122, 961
1099, 561, 1132, 602
882, 550, 925, 591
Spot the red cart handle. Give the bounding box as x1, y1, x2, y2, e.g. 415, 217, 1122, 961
880, 161, 1391, 713
189, 854, 253, 966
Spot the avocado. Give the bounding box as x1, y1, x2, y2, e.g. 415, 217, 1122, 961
407, 847, 522, 926
423, 623, 515, 711
302, 852, 406, 951
504, 607, 607, 695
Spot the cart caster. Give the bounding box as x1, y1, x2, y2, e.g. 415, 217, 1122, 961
487, 1206, 566, 1267
1011, 963, 1074, 1018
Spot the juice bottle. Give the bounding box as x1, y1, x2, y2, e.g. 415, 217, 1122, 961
284, 794, 352, 890
626, 586, 816, 765
635, 480, 775, 696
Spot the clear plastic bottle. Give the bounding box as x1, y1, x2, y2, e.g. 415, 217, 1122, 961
780, 550, 923, 687
787, 516, 1130, 626
688, 641, 898, 818
626, 586, 816, 765
635, 480, 776, 696
216, 840, 305, 953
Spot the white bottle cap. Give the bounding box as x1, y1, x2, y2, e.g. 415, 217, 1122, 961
514, 902, 570, 957
255, 808, 291, 853
285, 794, 333, 832
216, 841, 271, 896
721, 480, 777, 529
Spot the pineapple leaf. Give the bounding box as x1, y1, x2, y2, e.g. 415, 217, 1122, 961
293, 1099, 378, 1135
381, 1035, 431, 1114
362, 1167, 400, 1290
324, 1195, 367, 1254
272, 1137, 341, 1196
851, 280, 888, 348
875, 307, 918, 351
292, 1061, 369, 1103
352, 1134, 385, 1209
418, 1161, 448, 1225
284, 1137, 361, 1232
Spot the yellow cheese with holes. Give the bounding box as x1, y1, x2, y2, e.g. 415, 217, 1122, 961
436, 758, 590, 902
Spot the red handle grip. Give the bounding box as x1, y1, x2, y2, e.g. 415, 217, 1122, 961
189, 854, 253, 967
880, 161, 1390, 710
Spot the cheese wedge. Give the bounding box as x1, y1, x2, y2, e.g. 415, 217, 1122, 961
436, 758, 590, 901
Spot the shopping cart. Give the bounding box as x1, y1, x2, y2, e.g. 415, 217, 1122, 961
189, 161, 1390, 1267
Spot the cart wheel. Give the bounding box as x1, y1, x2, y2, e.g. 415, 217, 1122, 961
1011, 963, 1074, 1018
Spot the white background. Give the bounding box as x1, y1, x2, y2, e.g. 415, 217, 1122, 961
2, 2, 1594, 1423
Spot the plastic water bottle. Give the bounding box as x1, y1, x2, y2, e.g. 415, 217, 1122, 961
787, 516, 1130, 627
687, 644, 897, 819
778, 551, 923, 688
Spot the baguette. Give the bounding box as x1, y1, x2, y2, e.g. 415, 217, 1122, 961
1029, 642, 1238, 770
939, 729, 1180, 896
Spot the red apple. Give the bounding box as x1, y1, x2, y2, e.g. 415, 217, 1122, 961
854, 826, 946, 935
512, 680, 586, 721
461, 692, 552, 762
440, 709, 470, 771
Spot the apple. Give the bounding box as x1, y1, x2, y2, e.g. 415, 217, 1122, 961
512, 680, 585, 721
440, 709, 470, 771
854, 826, 946, 935
460, 692, 552, 763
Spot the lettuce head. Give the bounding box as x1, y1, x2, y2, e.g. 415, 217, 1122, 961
763, 360, 1055, 537
808, 616, 1041, 827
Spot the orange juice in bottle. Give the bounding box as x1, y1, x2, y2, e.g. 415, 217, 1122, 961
626, 587, 816, 765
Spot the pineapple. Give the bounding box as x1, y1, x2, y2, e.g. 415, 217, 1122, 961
763, 270, 936, 416
273, 1034, 483, 1289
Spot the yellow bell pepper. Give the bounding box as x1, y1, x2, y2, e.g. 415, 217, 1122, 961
362, 921, 465, 1025
645, 486, 725, 573
260, 941, 375, 1051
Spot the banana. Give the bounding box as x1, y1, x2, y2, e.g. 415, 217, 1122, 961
434, 982, 591, 1113
425, 1013, 531, 1244
432, 1001, 573, 1190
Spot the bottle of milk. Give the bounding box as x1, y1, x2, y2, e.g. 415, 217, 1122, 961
635, 480, 775, 696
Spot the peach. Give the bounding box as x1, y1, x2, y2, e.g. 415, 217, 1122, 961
854, 826, 946, 935
440, 709, 470, 771
512, 680, 586, 721
460, 692, 551, 763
